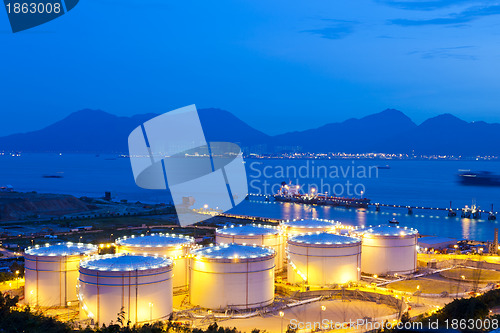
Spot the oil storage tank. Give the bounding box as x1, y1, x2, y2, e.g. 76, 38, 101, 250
287, 232, 361, 286
354, 225, 418, 275
78, 254, 173, 325
216, 224, 285, 271
24, 242, 98, 307
190, 243, 275, 310
281, 218, 340, 236
115, 233, 194, 291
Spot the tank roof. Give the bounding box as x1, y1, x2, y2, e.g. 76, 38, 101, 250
115, 233, 194, 247
217, 224, 279, 236
80, 254, 172, 271
356, 225, 418, 237
192, 243, 274, 260
282, 218, 340, 229
289, 232, 361, 245
25, 242, 97, 256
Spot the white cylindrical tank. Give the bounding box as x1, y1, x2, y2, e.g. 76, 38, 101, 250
78, 254, 173, 326
216, 224, 285, 271
287, 232, 361, 286
190, 243, 275, 310
354, 225, 418, 275
24, 242, 97, 307
281, 218, 340, 237
115, 233, 194, 291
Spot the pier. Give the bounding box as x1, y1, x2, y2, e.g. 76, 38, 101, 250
247, 194, 498, 219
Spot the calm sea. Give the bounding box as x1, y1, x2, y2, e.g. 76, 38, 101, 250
1, 153, 499, 241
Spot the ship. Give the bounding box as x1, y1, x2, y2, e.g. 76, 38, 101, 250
458, 170, 500, 187
388, 217, 399, 225
274, 183, 371, 208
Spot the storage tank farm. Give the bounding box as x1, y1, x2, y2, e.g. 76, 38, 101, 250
189, 243, 275, 310
215, 224, 285, 271
281, 218, 340, 236
115, 233, 194, 291
24, 242, 98, 307
353, 225, 418, 275
287, 232, 361, 286
78, 254, 174, 325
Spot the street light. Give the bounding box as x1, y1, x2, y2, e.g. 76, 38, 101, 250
457, 275, 465, 297
149, 302, 153, 323
320, 305, 326, 330
15, 270, 19, 288
416, 285, 420, 305
279, 311, 285, 333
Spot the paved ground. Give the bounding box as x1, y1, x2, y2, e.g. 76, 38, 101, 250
195, 300, 396, 333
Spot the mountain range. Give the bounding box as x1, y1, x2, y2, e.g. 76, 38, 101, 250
0, 108, 499, 156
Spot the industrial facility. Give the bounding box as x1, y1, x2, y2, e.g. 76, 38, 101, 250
353, 225, 418, 275
78, 253, 174, 325
189, 243, 275, 309
281, 218, 340, 236
216, 224, 285, 271
24, 242, 98, 307
287, 232, 362, 285
115, 233, 194, 291
18, 219, 423, 328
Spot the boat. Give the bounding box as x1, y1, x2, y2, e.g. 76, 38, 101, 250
388, 218, 399, 225
274, 183, 371, 208
42, 174, 63, 179
458, 170, 500, 187
376, 165, 391, 170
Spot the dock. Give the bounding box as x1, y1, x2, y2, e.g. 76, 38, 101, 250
247, 194, 498, 219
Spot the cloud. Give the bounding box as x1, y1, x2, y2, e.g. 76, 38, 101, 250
408, 46, 477, 60
377, 0, 478, 11
302, 19, 357, 40
389, 3, 500, 26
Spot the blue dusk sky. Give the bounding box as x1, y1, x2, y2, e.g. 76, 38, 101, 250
1, 0, 500, 136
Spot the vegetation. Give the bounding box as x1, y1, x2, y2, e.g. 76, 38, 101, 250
0, 293, 264, 333
0, 294, 70, 333
0, 262, 25, 282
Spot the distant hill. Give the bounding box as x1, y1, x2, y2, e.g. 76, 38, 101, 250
0, 192, 91, 221
273, 109, 417, 153
382, 114, 500, 156
0, 108, 270, 153
0, 108, 499, 156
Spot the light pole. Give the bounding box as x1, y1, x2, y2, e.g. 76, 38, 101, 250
15, 270, 19, 288
279, 311, 284, 333
320, 305, 326, 330
416, 285, 420, 305
149, 302, 153, 323
457, 275, 465, 297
